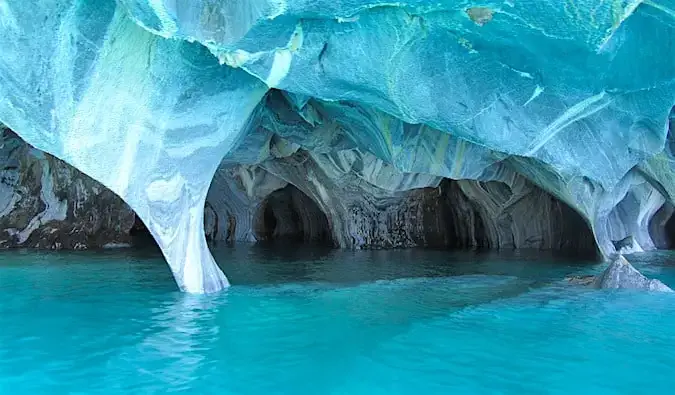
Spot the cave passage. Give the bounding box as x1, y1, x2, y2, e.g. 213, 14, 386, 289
659, 204, 675, 249
254, 185, 332, 245
129, 215, 159, 250
667, 214, 675, 249
424, 179, 598, 257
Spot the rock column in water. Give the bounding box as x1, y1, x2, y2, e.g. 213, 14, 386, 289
0, 1, 268, 292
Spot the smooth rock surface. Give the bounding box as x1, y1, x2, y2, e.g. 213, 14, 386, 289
594, 255, 673, 292
0, 1, 267, 293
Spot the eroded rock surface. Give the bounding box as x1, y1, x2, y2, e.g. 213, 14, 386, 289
0, 128, 135, 249
594, 255, 673, 292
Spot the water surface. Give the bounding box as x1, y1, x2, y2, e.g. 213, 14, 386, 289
0, 246, 674, 394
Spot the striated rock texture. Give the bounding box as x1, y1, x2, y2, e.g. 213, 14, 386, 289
594, 255, 673, 292
206, 147, 598, 253
0, 128, 135, 249
1, 1, 674, 292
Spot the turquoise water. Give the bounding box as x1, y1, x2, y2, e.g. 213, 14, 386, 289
1, 246, 675, 394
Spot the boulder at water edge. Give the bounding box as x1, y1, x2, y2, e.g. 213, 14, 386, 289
594, 255, 673, 292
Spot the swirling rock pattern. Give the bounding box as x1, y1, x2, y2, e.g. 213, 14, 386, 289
0, 128, 135, 249
1, 0, 674, 292
0, 1, 267, 293
205, 147, 597, 253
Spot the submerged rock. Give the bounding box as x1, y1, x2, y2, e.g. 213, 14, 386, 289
594, 256, 673, 292
565, 275, 596, 286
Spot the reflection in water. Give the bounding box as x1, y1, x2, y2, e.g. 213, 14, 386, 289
130, 294, 222, 391
211, 244, 599, 286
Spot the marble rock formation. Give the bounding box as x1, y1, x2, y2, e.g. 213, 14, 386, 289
594, 255, 673, 292
1, 1, 675, 292
0, 128, 135, 249
207, 148, 598, 253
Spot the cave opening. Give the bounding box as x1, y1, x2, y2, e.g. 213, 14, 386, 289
423, 179, 598, 258
253, 184, 332, 245
129, 215, 159, 250
665, 213, 675, 250
651, 203, 675, 250
652, 114, 675, 250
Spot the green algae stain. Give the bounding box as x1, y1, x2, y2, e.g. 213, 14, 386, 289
434, 133, 450, 164
452, 138, 467, 178
380, 116, 394, 158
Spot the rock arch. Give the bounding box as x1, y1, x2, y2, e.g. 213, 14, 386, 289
0, 2, 268, 293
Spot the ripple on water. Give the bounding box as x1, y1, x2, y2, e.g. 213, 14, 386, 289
0, 248, 674, 394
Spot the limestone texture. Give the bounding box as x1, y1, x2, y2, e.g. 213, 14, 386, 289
1, 0, 675, 292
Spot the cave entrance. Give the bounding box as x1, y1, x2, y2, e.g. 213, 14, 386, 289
431, 179, 597, 257
666, 212, 675, 249
652, 114, 675, 250
651, 203, 675, 249
129, 215, 160, 250
253, 185, 331, 245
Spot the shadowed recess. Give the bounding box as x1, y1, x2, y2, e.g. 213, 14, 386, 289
253, 185, 332, 245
